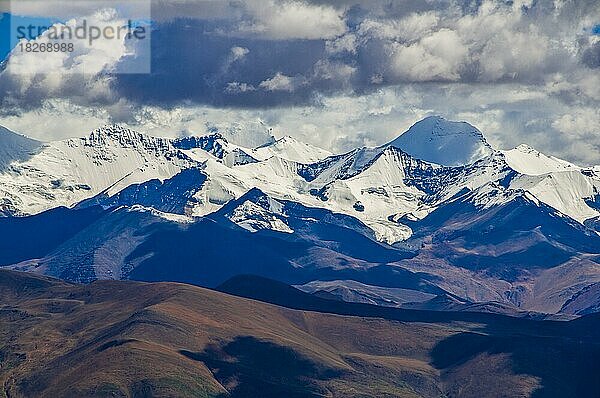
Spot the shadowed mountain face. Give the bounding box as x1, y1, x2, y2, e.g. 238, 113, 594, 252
218, 275, 600, 397
0, 206, 106, 266
2, 186, 600, 315
3, 190, 437, 292
126, 200, 431, 290
181, 338, 341, 398
403, 192, 600, 280
1, 270, 599, 398
76, 168, 207, 214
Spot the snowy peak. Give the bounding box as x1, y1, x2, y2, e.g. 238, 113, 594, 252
0, 125, 194, 217
502, 143, 579, 176
83, 125, 173, 152
0, 125, 43, 169
218, 188, 293, 234
173, 133, 228, 155
252, 135, 332, 164
388, 116, 494, 166
174, 133, 259, 166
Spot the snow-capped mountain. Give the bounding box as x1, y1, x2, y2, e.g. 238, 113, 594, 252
502, 144, 580, 175
2, 118, 598, 235
388, 116, 494, 166
251, 136, 333, 163
0, 125, 195, 216
0, 126, 43, 171
1, 117, 600, 316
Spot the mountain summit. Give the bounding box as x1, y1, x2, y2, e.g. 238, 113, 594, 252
0, 125, 42, 170
252, 135, 332, 163
388, 116, 494, 166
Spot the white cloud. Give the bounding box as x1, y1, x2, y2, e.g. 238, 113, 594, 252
1, 0, 599, 166
229, 46, 250, 62
313, 59, 356, 84
0, 99, 109, 141
552, 109, 600, 138
2, 83, 599, 166
326, 33, 357, 54
225, 82, 256, 93
238, 0, 347, 40
259, 72, 299, 92
357, 12, 440, 42
0, 9, 139, 110
392, 29, 468, 81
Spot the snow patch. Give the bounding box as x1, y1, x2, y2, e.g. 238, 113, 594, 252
226, 200, 293, 233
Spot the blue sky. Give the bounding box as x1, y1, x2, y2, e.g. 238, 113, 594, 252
0, 13, 10, 60
0, 13, 60, 61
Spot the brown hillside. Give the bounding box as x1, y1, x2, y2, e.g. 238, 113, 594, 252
0, 270, 597, 397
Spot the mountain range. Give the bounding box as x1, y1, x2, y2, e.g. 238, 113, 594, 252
1, 116, 599, 316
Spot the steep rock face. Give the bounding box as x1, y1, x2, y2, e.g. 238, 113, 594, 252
83, 125, 174, 153
173, 133, 229, 156
388, 116, 494, 166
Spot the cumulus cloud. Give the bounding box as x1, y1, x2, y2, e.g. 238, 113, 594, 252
230, 46, 250, 61
392, 29, 468, 81
258, 72, 304, 92
3, 0, 598, 107
552, 109, 600, 138
225, 82, 256, 93
0, 8, 148, 113
237, 0, 347, 40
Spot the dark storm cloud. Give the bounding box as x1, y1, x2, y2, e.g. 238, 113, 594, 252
113, 19, 328, 108
109, 0, 596, 107
2, 0, 598, 110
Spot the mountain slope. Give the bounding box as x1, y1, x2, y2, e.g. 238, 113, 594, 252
0, 126, 42, 171
252, 136, 332, 163
394, 188, 600, 313
0, 206, 106, 266
6, 184, 596, 315
2, 270, 600, 398
1, 121, 598, 242
502, 144, 580, 175
77, 168, 207, 215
